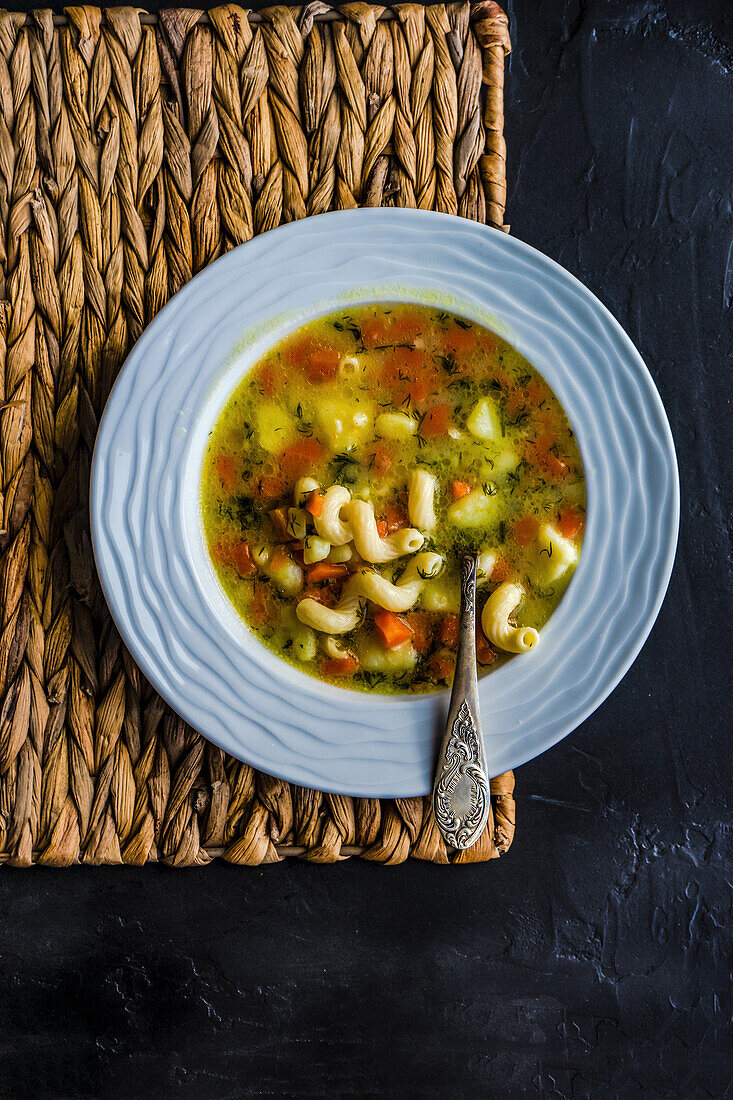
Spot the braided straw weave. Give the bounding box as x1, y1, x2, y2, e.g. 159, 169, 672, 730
0, 2, 514, 866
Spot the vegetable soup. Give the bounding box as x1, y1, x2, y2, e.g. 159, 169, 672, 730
201, 304, 586, 693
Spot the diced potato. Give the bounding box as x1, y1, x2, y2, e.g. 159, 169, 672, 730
256, 403, 296, 453
537, 523, 579, 584
357, 635, 418, 673
284, 609, 317, 662
375, 412, 417, 440
447, 488, 501, 528
476, 550, 497, 584
316, 398, 374, 452
268, 556, 303, 595
293, 626, 316, 662
328, 544, 352, 564
466, 397, 502, 442
303, 535, 330, 564
420, 577, 460, 613
287, 507, 309, 540
491, 447, 521, 475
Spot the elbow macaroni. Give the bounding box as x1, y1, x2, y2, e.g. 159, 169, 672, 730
351, 553, 444, 613
296, 576, 365, 634
298, 552, 443, 632
481, 582, 540, 654
408, 470, 437, 532
345, 499, 424, 563
314, 485, 353, 546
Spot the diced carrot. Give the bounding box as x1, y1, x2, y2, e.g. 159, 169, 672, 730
211, 537, 232, 566
385, 501, 407, 533
252, 474, 287, 501
258, 364, 281, 398
290, 546, 306, 568
321, 656, 359, 677
428, 650, 455, 682
376, 519, 388, 539
491, 557, 510, 583
394, 377, 431, 406
279, 438, 325, 478
420, 403, 450, 437
269, 507, 290, 540
215, 454, 236, 493
491, 367, 512, 390
476, 625, 498, 666
250, 580, 273, 627
451, 480, 471, 501
505, 389, 526, 417
545, 452, 570, 479
558, 506, 584, 539
525, 380, 545, 407
270, 546, 290, 572
443, 324, 476, 354
373, 610, 413, 649
305, 489, 324, 517
513, 515, 539, 546
531, 407, 557, 434
392, 314, 423, 342
362, 318, 390, 349
307, 346, 340, 383
298, 585, 340, 607
366, 442, 394, 477
229, 540, 255, 576
405, 612, 433, 655
438, 614, 459, 649
283, 336, 312, 367
306, 562, 348, 583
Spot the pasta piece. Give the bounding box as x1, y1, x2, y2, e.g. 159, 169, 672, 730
323, 636, 357, 662
537, 522, 579, 583
353, 552, 444, 613
345, 500, 424, 563
481, 582, 539, 654
408, 470, 437, 532
314, 485, 353, 546
296, 576, 365, 634
294, 476, 319, 507
253, 547, 303, 596
375, 412, 417, 440
338, 355, 361, 377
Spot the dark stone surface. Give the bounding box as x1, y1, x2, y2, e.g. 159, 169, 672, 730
1, 2, 731, 1097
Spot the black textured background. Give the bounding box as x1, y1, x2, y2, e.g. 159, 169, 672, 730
1, 2, 731, 1097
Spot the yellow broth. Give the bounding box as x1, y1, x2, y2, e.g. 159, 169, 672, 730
201, 304, 586, 692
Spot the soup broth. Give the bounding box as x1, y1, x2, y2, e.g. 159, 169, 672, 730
201, 304, 586, 693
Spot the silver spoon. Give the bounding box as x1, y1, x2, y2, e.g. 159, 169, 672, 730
432, 552, 491, 850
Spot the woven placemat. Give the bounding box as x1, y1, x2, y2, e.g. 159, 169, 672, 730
0, 2, 514, 866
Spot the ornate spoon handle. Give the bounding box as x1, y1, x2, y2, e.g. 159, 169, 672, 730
432, 553, 491, 850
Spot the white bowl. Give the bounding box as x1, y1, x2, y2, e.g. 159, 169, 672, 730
90, 209, 679, 797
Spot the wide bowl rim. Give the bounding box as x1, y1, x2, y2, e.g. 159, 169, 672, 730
90, 208, 680, 796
